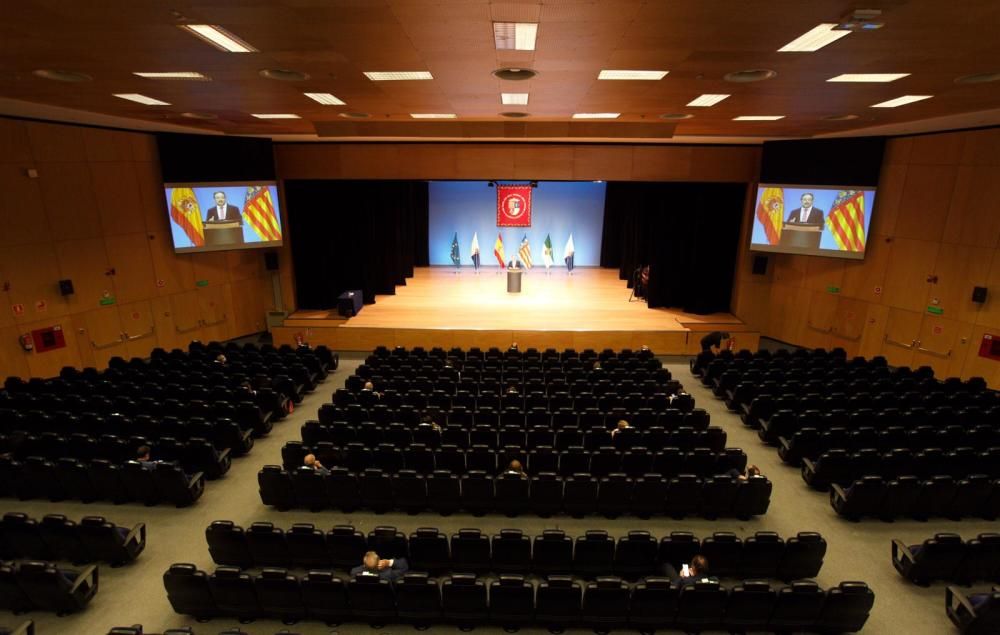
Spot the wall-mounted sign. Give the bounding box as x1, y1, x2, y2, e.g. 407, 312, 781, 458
979, 333, 1000, 361
31, 325, 66, 353
34, 300, 47, 313
11, 304, 24, 316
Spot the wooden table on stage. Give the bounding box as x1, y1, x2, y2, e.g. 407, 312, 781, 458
507, 269, 522, 293
204, 221, 244, 248
780, 225, 822, 250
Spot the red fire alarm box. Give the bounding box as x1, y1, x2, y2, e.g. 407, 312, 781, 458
31, 325, 66, 353
979, 333, 1000, 361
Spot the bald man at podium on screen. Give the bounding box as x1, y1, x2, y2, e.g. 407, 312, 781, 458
785, 192, 824, 228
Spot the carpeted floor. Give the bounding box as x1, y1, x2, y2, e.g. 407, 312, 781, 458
2, 354, 987, 634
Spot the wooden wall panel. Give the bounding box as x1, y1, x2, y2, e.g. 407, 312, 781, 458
104, 233, 156, 304
3, 242, 68, 321
572, 146, 632, 180
856, 303, 890, 359
961, 325, 1000, 384
894, 164, 957, 242
83, 128, 134, 163
942, 165, 1000, 249
0, 119, 33, 164
53, 238, 110, 314
929, 243, 993, 323
909, 132, 965, 166
913, 315, 973, 378
960, 128, 1000, 166
147, 232, 195, 295
395, 145, 457, 179
453, 145, 515, 180
0, 165, 49, 247
168, 290, 203, 342
801, 257, 845, 293
513, 145, 574, 180
37, 163, 104, 242
197, 284, 231, 342
869, 163, 905, 237
79, 306, 127, 369
190, 251, 230, 286
881, 238, 936, 313
839, 235, 891, 302
0, 324, 32, 377
25, 121, 87, 163
631, 146, 693, 180
135, 161, 170, 234
881, 308, 922, 367
230, 276, 269, 335
117, 300, 157, 359
339, 145, 399, 178
90, 162, 147, 236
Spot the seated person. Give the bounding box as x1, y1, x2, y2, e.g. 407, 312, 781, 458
501, 459, 528, 479
136, 446, 158, 470
508, 342, 519, 352
611, 419, 631, 438
726, 464, 761, 481
303, 453, 330, 476
351, 551, 409, 581
361, 381, 381, 398
506, 384, 519, 395
419, 415, 442, 434
214, 354, 227, 365
592, 360, 603, 371
699, 330, 732, 354
662, 554, 715, 587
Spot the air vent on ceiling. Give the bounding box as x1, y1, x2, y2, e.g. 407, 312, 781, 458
500, 112, 530, 118
338, 112, 371, 119
724, 69, 777, 83
823, 114, 860, 121
33, 69, 92, 82
180, 111, 219, 120
659, 113, 694, 120
259, 68, 310, 81
955, 72, 1000, 84
492, 68, 537, 81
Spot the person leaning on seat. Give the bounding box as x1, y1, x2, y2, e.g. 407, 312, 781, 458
351, 551, 409, 581
726, 464, 761, 480
501, 459, 528, 479
303, 453, 330, 476
700, 330, 732, 354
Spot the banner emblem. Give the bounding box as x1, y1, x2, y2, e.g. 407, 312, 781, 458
497, 185, 532, 227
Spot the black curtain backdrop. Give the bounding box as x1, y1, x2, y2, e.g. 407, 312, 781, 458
600, 181, 747, 314
285, 180, 429, 309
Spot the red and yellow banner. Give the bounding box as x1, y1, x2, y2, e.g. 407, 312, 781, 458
826, 190, 866, 252
755, 187, 783, 245
169, 187, 205, 247
497, 184, 532, 227
244, 185, 281, 242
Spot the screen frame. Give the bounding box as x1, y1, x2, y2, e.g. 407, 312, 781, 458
164, 180, 284, 254
748, 182, 877, 261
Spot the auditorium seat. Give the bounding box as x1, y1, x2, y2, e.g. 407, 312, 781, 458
253, 567, 304, 624
441, 573, 488, 627
326, 525, 366, 570
582, 576, 630, 632
257, 466, 294, 511
816, 581, 875, 633
768, 580, 825, 632
246, 522, 289, 568
285, 524, 328, 569
208, 566, 258, 621
947, 585, 1000, 635
451, 529, 490, 574
574, 530, 615, 578
725, 580, 776, 632
409, 528, 449, 573
535, 575, 583, 631
778, 532, 826, 581
489, 574, 534, 628
207, 522, 252, 569
831, 476, 887, 521
395, 572, 441, 626
15, 561, 98, 615
676, 579, 727, 632
77, 516, 146, 567
492, 529, 531, 573
892, 533, 966, 585
347, 575, 395, 625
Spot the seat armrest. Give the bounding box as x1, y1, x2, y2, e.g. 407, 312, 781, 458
947, 585, 976, 617
217, 448, 231, 461
124, 522, 146, 545
891, 539, 914, 564
188, 471, 205, 487
802, 459, 816, 472
831, 483, 847, 501
70, 565, 98, 593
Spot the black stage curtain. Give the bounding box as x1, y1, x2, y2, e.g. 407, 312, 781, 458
286, 180, 429, 309
600, 181, 746, 314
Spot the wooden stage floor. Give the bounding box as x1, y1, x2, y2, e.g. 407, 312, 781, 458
273, 267, 756, 353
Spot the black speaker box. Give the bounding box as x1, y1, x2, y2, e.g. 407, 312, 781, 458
751, 255, 768, 275
972, 286, 988, 303
264, 252, 279, 271
58, 279, 74, 296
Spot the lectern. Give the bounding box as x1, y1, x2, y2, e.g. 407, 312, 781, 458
204, 221, 244, 248
780, 225, 822, 250
507, 269, 522, 293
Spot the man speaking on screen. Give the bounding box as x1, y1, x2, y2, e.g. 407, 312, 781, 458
785, 192, 824, 228
206, 191, 243, 225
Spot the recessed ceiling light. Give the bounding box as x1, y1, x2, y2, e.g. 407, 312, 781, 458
827, 73, 910, 83
134, 71, 210, 80
572, 113, 620, 119
870, 95, 932, 108
303, 92, 346, 105
733, 115, 785, 121
686, 94, 730, 107
113, 93, 170, 106
597, 70, 668, 80
955, 72, 1000, 84
410, 113, 457, 119
251, 113, 301, 119
178, 24, 257, 53
778, 23, 850, 52
493, 22, 538, 51
259, 69, 310, 81
364, 71, 433, 81
724, 69, 777, 83
823, 114, 860, 121
501, 93, 529, 105
33, 69, 92, 82
492, 68, 537, 81
500, 112, 530, 118
338, 112, 370, 119
659, 113, 694, 120
180, 111, 218, 120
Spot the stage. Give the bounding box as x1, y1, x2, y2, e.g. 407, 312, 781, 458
272, 267, 757, 353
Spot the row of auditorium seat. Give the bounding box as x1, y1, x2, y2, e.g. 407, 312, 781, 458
892, 533, 1000, 586
831, 474, 1000, 520
1, 512, 144, 567
205, 522, 825, 582
348, 369, 673, 393
0, 561, 98, 615
947, 585, 1000, 635
258, 466, 772, 518
370, 344, 655, 361
282, 440, 747, 477
164, 564, 873, 633
302, 420, 727, 451
0, 457, 204, 507
333, 389, 692, 414
802, 446, 1000, 488
778, 424, 1000, 465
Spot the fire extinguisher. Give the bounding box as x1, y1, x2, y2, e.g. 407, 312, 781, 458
18, 334, 33, 351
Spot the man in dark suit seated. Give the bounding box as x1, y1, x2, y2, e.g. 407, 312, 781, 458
785, 192, 825, 228
206, 191, 242, 225
350, 551, 409, 581
136, 446, 157, 471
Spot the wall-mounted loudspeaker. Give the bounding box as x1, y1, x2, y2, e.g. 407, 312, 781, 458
972, 286, 988, 304
58, 279, 74, 296
264, 252, 279, 271
751, 255, 768, 275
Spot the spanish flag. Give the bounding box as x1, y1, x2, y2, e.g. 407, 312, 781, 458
755, 187, 783, 245
826, 190, 866, 252
494, 233, 506, 268
169, 187, 204, 247
244, 185, 281, 242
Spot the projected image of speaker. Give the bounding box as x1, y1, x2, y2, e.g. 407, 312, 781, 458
58, 279, 74, 296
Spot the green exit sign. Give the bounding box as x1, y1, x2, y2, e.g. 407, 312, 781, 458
927, 306, 944, 315
196, 279, 209, 287
826, 286, 840, 294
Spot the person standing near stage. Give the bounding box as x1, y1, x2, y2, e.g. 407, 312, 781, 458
700, 331, 732, 354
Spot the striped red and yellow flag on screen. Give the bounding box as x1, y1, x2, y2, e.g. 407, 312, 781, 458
169, 187, 204, 247
244, 185, 281, 242
755, 187, 783, 245
825, 190, 866, 252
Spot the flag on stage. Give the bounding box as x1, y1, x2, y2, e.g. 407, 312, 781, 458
564, 234, 575, 272
450, 232, 461, 266
755, 187, 783, 245
169, 187, 205, 247
825, 190, 867, 252
470, 232, 481, 270
542, 234, 554, 269
244, 185, 281, 242
518, 235, 533, 268
493, 233, 506, 268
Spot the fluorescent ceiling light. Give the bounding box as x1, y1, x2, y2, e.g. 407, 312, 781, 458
501, 93, 529, 105
493, 22, 538, 51
364, 71, 433, 81
871, 95, 932, 108
828, 73, 910, 83
113, 93, 170, 106
303, 92, 346, 105
179, 24, 257, 53
779, 23, 850, 52
598, 70, 668, 80
133, 71, 209, 80
251, 113, 301, 119
733, 115, 785, 121
410, 113, 457, 119
572, 113, 620, 119
687, 93, 730, 107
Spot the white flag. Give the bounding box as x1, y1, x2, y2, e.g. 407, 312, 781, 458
563, 234, 575, 272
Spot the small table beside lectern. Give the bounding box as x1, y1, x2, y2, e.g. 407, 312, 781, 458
204, 221, 244, 248
507, 269, 522, 293
780, 225, 822, 250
